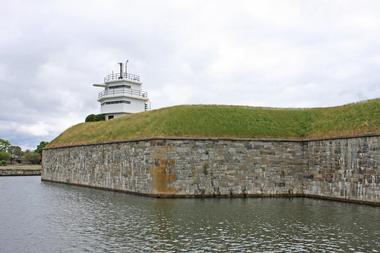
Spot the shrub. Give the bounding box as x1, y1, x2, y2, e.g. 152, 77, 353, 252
0, 151, 10, 164
85, 114, 105, 122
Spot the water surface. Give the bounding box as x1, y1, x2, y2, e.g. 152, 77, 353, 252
0, 177, 379, 252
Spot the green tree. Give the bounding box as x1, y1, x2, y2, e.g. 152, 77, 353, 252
0, 138, 10, 152
35, 141, 49, 155
9, 146, 22, 163
22, 150, 41, 164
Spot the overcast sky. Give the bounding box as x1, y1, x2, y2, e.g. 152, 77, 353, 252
1, 0, 380, 149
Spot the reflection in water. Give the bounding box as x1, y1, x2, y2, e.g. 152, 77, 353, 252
0, 177, 379, 252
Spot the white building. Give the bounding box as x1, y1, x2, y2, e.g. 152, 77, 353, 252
93, 62, 150, 120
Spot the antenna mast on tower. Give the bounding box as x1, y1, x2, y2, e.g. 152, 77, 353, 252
118, 62, 123, 79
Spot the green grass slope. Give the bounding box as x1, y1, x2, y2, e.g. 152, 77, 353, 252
48, 99, 380, 148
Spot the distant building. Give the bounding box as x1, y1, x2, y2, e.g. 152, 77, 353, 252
93, 61, 150, 120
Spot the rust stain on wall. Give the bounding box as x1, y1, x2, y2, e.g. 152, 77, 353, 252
151, 146, 177, 194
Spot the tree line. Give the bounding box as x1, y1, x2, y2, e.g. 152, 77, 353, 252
0, 138, 49, 166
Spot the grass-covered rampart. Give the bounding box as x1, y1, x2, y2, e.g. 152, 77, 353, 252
48, 99, 380, 148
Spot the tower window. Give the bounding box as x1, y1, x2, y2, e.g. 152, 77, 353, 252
102, 100, 131, 105
108, 85, 131, 89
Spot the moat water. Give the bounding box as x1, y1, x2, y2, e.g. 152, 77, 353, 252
0, 177, 379, 252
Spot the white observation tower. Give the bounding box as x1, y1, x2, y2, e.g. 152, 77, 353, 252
93, 61, 150, 120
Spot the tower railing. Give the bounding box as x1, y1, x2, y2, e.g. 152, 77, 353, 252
104, 72, 140, 82
98, 88, 148, 99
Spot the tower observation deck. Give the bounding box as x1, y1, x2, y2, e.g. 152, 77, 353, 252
93, 61, 150, 120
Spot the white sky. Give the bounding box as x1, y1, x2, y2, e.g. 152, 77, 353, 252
1, 0, 380, 149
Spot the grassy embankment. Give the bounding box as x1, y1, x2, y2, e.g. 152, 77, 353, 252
48, 99, 380, 148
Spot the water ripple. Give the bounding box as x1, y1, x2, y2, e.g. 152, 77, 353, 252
0, 177, 380, 252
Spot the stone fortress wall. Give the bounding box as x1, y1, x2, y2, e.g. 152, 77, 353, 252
42, 135, 380, 205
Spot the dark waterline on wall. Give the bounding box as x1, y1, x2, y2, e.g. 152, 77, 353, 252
0, 177, 379, 252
